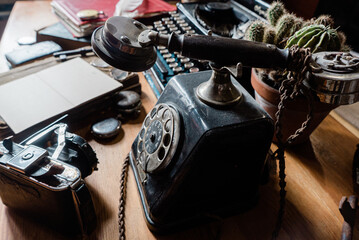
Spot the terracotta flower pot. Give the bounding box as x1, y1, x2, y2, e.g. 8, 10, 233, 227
251, 69, 335, 145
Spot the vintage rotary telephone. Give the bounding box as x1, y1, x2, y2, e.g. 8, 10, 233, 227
91, 16, 359, 233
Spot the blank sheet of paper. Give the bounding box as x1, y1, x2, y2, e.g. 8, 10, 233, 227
0, 58, 121, 133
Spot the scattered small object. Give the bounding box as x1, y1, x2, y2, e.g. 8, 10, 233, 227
90, 57, 111, 71
2, 138, 13, 153
5, 41, 62, 67
116, 91, 142, 119
111, 68, 140, 89
339, 195, 358, 240
91, 118, 121, 139
77, 9, 106, 21
0, 116, 9, 130
53, 47, 93, 61
111, 68, 129, 81
17, 36, 36, 45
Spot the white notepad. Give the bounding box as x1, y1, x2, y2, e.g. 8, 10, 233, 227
0, 58, 122, 133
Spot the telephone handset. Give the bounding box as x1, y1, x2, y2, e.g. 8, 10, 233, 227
91, 16, 359, 232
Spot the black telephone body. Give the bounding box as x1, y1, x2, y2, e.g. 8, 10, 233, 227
129, 71, 274, 232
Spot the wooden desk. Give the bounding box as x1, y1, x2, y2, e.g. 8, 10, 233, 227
1, 1, 359, 240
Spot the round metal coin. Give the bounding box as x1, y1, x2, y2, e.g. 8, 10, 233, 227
91, 118, 121, 139
91, 58, 111, 70
116, 91, 141, 110
17, 36, 36, 45
111, 68, 129, 81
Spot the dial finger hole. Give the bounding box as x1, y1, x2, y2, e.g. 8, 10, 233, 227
139, 152, 145, 164
157, 104, 164, 112
163, 133, 171, 147
138, 140, 143, 152
144, 116, 150, 127
150, 108, 157, 119
140, 128, 145, 138
164, 119, 172, 132
158, 147, 166, 161
162, 109, 171, 120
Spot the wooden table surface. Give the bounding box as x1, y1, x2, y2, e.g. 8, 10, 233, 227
1, 1, 359, 240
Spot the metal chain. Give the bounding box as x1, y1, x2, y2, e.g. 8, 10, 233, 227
271, 46, 314, 239
119, 155, 130, 240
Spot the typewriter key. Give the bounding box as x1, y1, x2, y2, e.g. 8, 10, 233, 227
179, 23, 188, 27
177, 19, 185, 24
172, 66, 183, 73
146, 25, 154, 30
162, 53, 172, 59
180, 58, 190, 63
160, 49, 169, 54
184, 62, 194, 69
167, 24, 176, 28
158, 46, 166, 50
189, 67, 200, 73
166, 58, 176, 63
186, 30, 196, 34
169, 27, 178, 32
154, 21, 162, 25
91, 118, 121, 139
161, 17, 170, 21
170, 13, 180, 17
156, 26, 166, 31
159, 30, 168, 34
169, 62, 178, 68
164, 20, 173, 25
182, 26, 192, 31
174, 30, 181, 34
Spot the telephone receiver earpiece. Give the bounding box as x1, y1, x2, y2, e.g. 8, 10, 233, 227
91, 16, 157, 72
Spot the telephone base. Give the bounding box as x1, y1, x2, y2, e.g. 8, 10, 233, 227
130, 70, 274, 233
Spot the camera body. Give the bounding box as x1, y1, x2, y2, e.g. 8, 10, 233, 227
0, 123, 98, 234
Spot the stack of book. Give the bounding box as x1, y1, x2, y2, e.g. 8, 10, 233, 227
51, 0, 176, 37
51, 0, 115, 37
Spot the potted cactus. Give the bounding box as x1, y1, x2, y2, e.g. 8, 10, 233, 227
245, 1, 349, 144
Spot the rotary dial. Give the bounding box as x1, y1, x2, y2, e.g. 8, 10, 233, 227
137, 104, 180, 173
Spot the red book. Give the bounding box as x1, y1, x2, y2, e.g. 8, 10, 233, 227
51, 0, 176, 33
51, 0, 176, 37
51, 0, 115, 28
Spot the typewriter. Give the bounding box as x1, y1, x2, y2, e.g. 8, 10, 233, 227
140, 0, 269, 98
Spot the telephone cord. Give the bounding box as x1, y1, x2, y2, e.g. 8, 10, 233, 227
271, 46, 314, 239
119, 155, 130, 240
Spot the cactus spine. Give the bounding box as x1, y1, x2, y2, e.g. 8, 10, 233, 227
314, 15, 335, 28
245, 20, 265, 42
267, 1, 286, 26
275, 13, 296, 46
263, 27, 276, 44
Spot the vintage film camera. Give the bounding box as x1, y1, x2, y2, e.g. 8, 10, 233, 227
92, 16, 359, 233
0, 123, 98, 234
